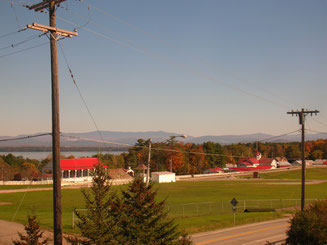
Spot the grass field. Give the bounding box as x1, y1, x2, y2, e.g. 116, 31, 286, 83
241, 167, 327, 180
0, 184, 52, 190
1, 178, 327, 234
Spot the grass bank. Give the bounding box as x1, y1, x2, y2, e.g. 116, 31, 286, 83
0, 179, 327, 234
240, 167, 327, 180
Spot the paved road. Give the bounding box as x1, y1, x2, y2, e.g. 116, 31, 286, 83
192, 218, 289, 245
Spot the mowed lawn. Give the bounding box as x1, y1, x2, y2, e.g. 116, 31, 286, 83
1, 178, 327, 234
247, 167, 327, 180
0, 184, 52, 190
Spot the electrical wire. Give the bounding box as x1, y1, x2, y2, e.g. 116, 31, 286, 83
258, 130, 301, 142
57, 38, 109, 151
0, 33, 46, 51
80, 1, 293, 108
0, 28, 27, 39
0, 133, 52, 142
0, 42, 48, 58
11, 143, 51, 222
306, 129, 327, 137
311, 117, 327, 127
57, 16, 288, 109
10, 0, 292, 109
61, 7, 140, 48
10, 1, 22, 29
61, 134, 261, 159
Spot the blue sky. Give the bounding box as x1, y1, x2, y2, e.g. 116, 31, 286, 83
0, 0, 326, 137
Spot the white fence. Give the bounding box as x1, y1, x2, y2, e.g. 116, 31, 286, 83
0, 178, 133, 186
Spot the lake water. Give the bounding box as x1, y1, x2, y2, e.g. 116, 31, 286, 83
0, 151, 127, 161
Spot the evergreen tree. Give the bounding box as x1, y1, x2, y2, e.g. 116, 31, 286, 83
67, 163, 120, 245
13, 215, 48, 245
117, 178, 189, 245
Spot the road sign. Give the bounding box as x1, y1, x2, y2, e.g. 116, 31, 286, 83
231, 198, 238, 207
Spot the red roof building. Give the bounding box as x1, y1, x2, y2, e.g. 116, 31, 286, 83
237, 152, 277, 168
204, 167, 224, 174
60, 158, 104, 170
43, 158, 106, 179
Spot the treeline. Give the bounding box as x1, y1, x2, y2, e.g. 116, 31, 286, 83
98, 139, 327, 175
0, 154, 49, 181
1, 139, 327, 179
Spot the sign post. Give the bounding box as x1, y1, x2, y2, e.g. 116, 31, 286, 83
231, 198, 238, 225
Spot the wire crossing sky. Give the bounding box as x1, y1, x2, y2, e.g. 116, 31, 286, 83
0, 0, 326, 137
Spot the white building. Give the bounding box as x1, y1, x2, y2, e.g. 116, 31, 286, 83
151, 171, 176, 183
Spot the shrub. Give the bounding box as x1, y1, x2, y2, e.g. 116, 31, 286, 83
13, 215, 48, 245
286, 200, 327, 245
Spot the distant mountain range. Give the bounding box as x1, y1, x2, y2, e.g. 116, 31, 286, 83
0, 131, 326, 149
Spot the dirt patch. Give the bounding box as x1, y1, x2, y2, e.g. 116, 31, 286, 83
0, 202, 12, 205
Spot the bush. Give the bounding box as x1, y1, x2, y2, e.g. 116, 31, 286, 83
286, 200, 327, 245
13, 215, 48, 245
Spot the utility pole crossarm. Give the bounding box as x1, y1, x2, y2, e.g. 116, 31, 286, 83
26, 0, 65, 12
27, 23, 78, 38
287, 109, 319, 115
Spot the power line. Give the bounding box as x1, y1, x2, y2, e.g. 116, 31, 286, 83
311, 117, 327, 127
57, 39, 109, 151
57, 16, 288, 109
10, 1, 23, 29
0, 42, 48, 58
80, 1, 293, 108
258, 130, 301, 142
0, 33, 46, 51
10, 0, 291, 109
0, 133, 51, 142
0, 28, 27, 39
61, 134, 253, 159
306, 129, 327, 136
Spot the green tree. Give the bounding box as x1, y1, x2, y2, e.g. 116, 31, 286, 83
67, 163, 120, 245
203, 142, 227, 168
286, 200, 327, 245
118, 178, 187, 245
310, 149, 324, 160
13, 215, 48, 245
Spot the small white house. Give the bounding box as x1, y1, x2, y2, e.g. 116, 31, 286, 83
151, 172, 176, 183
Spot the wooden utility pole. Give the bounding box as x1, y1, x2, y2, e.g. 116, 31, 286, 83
287, 109, 319, 211
26, 1, 77, 244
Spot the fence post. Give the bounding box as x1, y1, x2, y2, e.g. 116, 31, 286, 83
244, 200, 246, 211
197, 204, 199, 216
182, 205, 185, 218
72, 211, 74, 229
